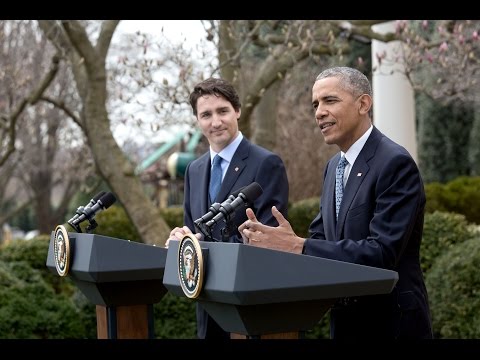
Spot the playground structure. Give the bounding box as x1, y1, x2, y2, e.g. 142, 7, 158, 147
135, 129, 203, 208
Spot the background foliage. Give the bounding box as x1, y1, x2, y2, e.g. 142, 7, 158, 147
1, 185, 479, 339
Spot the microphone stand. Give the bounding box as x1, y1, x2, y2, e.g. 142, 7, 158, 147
194, 220, 214, 242
220, 212, 236, 242
67, 214, 100, 234
68, 221, 82, 233
85, 218, 98, 233
194, 215, 236, 243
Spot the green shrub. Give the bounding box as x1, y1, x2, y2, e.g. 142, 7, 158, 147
425, 176, 480, 224
425, 236, 480, 338
304, 311, 330, 339
93, 205, 141, 242
425, 182, 448, 214
421, 211, 478, 273
0, 235, 51, 269
160, 206, 184, 229
0, 236, 75, 295
443, 176, 480, 224
70, 289, 97, 339
0, 261, 22, 288
288, 197, 320, 237
0, 261, 87, 339
93, 205, 184, 243
154, 292, 196, 338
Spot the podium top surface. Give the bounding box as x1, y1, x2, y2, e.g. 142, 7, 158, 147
46, 233, 167, 283
164, 241, 398, 305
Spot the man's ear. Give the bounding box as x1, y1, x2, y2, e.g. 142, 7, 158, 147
358, 94, 372, 116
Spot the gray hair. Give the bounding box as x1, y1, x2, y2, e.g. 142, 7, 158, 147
316, 67, 372, 98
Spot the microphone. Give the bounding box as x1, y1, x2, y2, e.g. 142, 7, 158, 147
68, 192, 117, 228
69, 191, 106, 224
194, 187, 245, 226
205, 182, 263, 228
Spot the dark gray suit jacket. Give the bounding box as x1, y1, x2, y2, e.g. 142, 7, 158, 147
305, 127, 433, 339
183, 137, 289, 338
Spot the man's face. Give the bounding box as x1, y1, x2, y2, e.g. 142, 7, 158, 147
311, 77, 366, 152
196, 94, 240, 153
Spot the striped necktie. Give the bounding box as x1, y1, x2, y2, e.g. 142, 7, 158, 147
335, 156, 348, 220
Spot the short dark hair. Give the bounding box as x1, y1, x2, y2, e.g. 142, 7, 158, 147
189, 78, 241, 116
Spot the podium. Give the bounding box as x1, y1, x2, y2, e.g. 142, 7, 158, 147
163, 241, 398, 338
46, 232, 168, 339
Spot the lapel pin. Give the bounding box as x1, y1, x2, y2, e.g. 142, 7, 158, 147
357, 172, 362, 176
235, 167, 239, 172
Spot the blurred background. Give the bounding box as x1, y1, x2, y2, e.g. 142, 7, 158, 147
1, 20, 480, 339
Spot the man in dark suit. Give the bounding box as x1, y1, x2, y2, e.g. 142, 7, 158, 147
239, 67, 433, 339
167, 77, 289, 339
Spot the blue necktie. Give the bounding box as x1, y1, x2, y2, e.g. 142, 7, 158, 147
335, 156, 349, 220
209, 155, 223, 203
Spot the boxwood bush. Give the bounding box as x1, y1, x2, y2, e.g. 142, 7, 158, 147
421, 211, 478, 273
0, 260, 88, 338
425, 236, 480, 338
425, 176, 480, 224
288, 197, 320, 237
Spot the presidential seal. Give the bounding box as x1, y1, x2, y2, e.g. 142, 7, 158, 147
178, 233, 204, 298
53, 225, 71, 277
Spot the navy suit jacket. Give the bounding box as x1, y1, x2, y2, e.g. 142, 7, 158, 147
305, 127, 433, 339
183, 137, 289, 338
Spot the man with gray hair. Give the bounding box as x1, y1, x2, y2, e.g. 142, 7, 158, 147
239, 67, 433, 339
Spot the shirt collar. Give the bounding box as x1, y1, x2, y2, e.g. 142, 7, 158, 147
341, 125, 373, 166
210, 131, 243, 164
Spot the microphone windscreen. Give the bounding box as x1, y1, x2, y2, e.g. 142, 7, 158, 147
241, 182, 263, 202
92, 191, 106, 202
230, 186, 245, 198
100, 192, 117, 209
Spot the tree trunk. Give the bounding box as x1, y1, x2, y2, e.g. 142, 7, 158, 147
82, 64, 170, 245
38, 20, 171, 246
251, 80, 281, 150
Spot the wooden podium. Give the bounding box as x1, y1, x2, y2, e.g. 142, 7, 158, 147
163, 241, 398, 339
46, 233, 168, 339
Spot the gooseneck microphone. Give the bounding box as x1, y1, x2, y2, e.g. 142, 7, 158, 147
69, 191, 106, 225
193, 187, 244, 228
67, 192, 117, 233
205, 182, 263, 228
193, 182, 263, 242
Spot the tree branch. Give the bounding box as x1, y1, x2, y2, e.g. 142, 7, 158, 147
61, 20, 97, 74
40, 96, 84, 132
0, 199, 32, 226
0, 53, 61, 166
96, 20, 120, 60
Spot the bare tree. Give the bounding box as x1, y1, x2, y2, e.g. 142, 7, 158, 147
4, 20, 479, 232
0, 20, 94, 233
2, 20, 217, 243
33, 20, 176, 245
108, 29, 215, 138
207, 20, 480, 199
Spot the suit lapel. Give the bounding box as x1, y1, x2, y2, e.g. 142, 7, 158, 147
336, 156, 370, 235
336, 127, 381, 236
216, 138, 249, 200
198, 154, 211, 211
